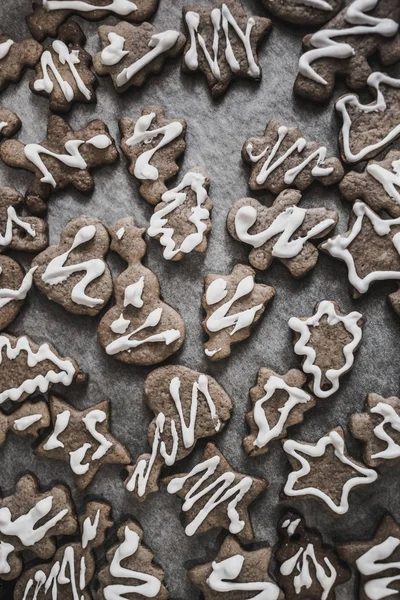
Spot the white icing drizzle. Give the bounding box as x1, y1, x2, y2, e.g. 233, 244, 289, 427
0, 266, 37, 309
356, 536, 400, 600
70, 443, 91, 475
0, 122, 8, 133
336, 72, 400, 163
43, 410, 70, 450
116, 226, 125, 239
126, 374, 220, 498
283, 430, 378, 514
13, 413, 42, 431
288, 300, 363, 398
103, 525, 162, 600
321, 202, 400, 294
0, 40, 14, 61
235, 204, 335, 256
115, 30, 181, 87
0, 206, 36, 247
0, 337, 76, 405
0, 496, 68, 546
43, 0, 138, 16
110, 314, 130, 334
82, 409, 113, 460
42, 225, 106, 308
282, 517, 301, 536
167, 454, 253, 536
207, 554, 281, 599
148, 171, 209, 260
253, 375, 312, 449
185, 4, 260, 80
0, 541, 14, 575
246, 125, 334, 186
370, 402, 400, 460
24, 134, 112, 188
367, 159, 400, 206
101, 33, 129, 66
82, 509, 100, 549
35, 40, 91, 102
298, 0, 399, 85
292, 0, 333, 9
125, 112, 183, 182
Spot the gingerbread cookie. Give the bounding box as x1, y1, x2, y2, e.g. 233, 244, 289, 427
27, 0, 160, 41
294, 0, 400, 102
32, 216, 112, 316
0, 257, 36, 330
336, 72, 400, 164
283, 426, 378, 516
350, 393, 400, 467
0, 333, 85, 406
276, 511, 351, 600
164, 442, 268, 540
340, 150, 400, 218
242, 120, 344, 194
0, 115, 118, 215
338, 514, 400, 600
119, 105, 187, 205
227, 190, 338, 277
125, 365, 232, 501
320, 202, 400, 297
0, 110, 21, 139
0, 474, 77, 581
95, 519, 168, 600
0, 187, 48, 253
98, 218, 185, 365
0, 400, 50, 446
0, 35, 42, 93
262, 0, 343, 26
30, 22, 97, 113
243, 368, 316, 456
289, 301, 365, 398
15, 500, 113, 599
36, 395, 131, 489
182, 0, 272, 97
202, 263, 275, 360
148, 167, 212, 260
188, 535, 283, 600
93, 21, 186, 93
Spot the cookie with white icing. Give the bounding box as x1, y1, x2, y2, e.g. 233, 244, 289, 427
27, 0, 160, 42
0, 473, 77, 581
0, 400, 50, 446
30, 22, 97, 113
0, 333, 86, 407
36, 395, 131, 489
261, 0, 343, 25
283, 426, 378, 516
320, 202, 400, 298
182, 0, 272, 97
0, 186, 48, 254
242, 120, 344, 194
0, 115, 118, 216
148, 167, 213, 260
340, 150, 400, 219
336, 73, 400, 165
289, 300, 365, 399
188, 535, 284, 600
119, 105, 187, 206
15, 500, 113, 599
227, 190, 338, 277
125, 365, 232, 502
32, 216, 113, 316
202, 263, 275, 360
294, 0, 400, 102
276, 511, 351, 600
93, 21, 186, 93
350, 393, 400, 468
95, 520, 168, 600
243, 368, 316, 457
338, 514, 400, 600
164, 443, 268, 540
0, 35, 42, 93
98, 218, 185, 365
0, 109, 21, 139
0, 257, 37, 329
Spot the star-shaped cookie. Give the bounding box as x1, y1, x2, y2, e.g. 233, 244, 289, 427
163, 442, 268, 541
36, 395, 131, 489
